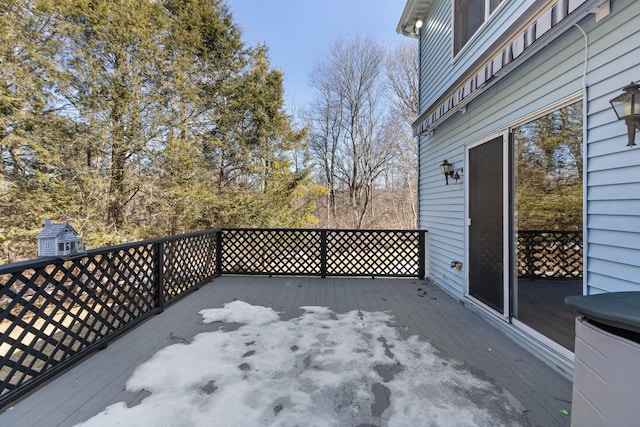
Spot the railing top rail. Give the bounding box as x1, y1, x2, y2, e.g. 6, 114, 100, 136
0, 228, 429, 275
221, 227, 426, 233
0, 228, 221, 275
517, 230, 582, 234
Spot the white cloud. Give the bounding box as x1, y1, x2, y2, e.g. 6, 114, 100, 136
76, 301, 524, 427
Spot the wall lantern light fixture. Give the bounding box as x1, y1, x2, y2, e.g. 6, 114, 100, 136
414, 19, 423, 34
440, 159, 463, 185
610, 81, 640, 147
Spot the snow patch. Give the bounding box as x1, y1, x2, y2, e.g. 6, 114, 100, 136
199, 300, 280, 325
76, 302, 524, 427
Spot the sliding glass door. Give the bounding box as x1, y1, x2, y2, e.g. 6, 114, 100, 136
511, 101, 584, 352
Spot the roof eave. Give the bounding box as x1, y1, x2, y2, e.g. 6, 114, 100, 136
396, 0, 434, 38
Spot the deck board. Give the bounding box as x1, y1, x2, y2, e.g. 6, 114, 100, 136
0, 276, 572, 426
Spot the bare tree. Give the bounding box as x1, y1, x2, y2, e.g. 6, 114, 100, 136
306, 61, 344, 225
384, 40, 419, 227
386, 41, 419, 122
305, 38, 419, 229
307, 36, 394, 228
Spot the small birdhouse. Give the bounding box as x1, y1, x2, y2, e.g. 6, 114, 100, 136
37, 219, 85, 257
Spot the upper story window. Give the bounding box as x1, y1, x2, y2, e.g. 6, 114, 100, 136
454, 0, 502, 55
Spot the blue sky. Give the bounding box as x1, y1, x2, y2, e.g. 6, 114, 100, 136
227, 0, 410, 113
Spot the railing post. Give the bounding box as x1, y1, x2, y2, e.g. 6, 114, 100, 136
155, 241, 165, 313
558, 232, 567, 277
527, 232, 535, 279
418, 230, 426, 280
320, 229, 327, 278
215, 230, 223, 275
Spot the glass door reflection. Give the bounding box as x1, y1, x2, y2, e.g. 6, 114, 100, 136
512, 101, 584, 352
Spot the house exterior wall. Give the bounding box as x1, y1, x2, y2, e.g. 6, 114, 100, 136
417, 0, 640, 299
581, 0, 640, 294
419, 0, 555, 113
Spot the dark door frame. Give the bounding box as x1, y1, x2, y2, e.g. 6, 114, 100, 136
465, 132, 510, 320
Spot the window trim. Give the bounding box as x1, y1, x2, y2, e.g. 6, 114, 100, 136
506, 92, 583, 131
508, 96, 584, 361
452, 0, 505, 59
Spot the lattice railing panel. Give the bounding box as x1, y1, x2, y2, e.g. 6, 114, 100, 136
219, 229, 423, 277
517, 230, 583, 279
163, 233, 218, 303
221, 229, 322, 275
326, 230, 420, 277
1, 227, 419, 409
0, 228, 219, 409
0, 246, 156, 403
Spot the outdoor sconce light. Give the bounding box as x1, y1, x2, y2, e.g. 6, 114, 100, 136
440, 159, 463, 185
414, 19, 423, 34
610, 81, 640, 147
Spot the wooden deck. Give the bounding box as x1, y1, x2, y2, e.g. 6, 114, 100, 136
0, 276, 572, 426
517, 279, 583, 351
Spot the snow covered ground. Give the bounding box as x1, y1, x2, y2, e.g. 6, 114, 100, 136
76, 301, 524, 427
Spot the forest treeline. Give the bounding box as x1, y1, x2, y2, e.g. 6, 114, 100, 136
514, 102, 583, 231
1, 0, 419, 263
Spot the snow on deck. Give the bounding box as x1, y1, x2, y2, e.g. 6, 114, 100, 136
0, 277, 572, 426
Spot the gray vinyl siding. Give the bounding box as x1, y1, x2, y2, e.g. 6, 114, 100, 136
419, 0, 640, 299
583, 0, 640, 294
418, 0, 539, 113
418, 0, 452, 113
420, 28, 587, 299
